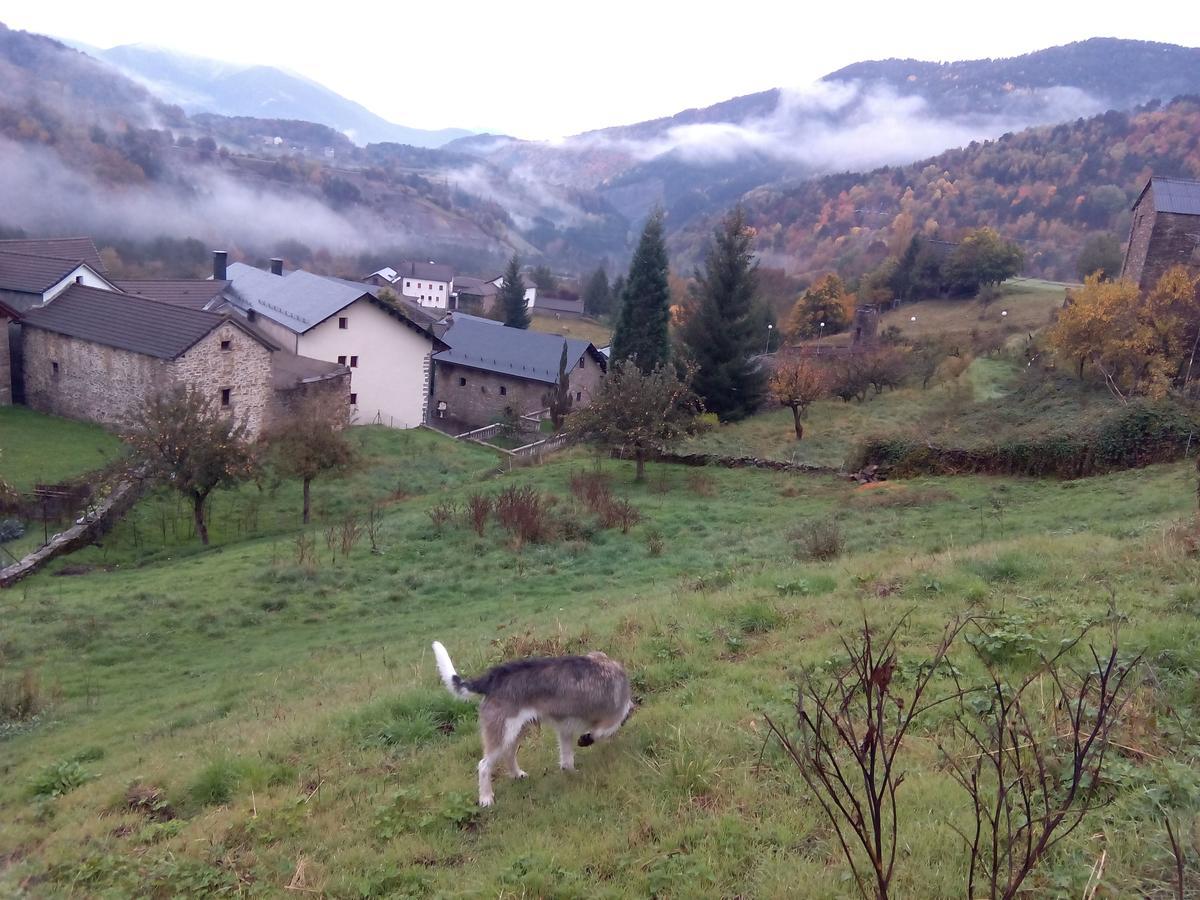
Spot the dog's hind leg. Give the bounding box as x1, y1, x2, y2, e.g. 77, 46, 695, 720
554, 721, 580, 771
477, 703, 508, 807
502, 738, 527, 780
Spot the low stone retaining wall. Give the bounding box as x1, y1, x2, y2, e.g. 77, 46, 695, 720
656, 451, 837, 475
0, 479, 142, 588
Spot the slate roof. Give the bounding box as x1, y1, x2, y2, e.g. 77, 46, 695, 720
225, 263, 444, 346
0, 252, 83, 295
0, 237, 105, 273
273, 353, 350, 390
19, 284, 277, 360
454, 275, 499, 296
0, 298, 20, 320
394, 260, 454, 283
1145, 176, 1200, 215
115, 279, 230, 310
434, 313, 602, 384
536, 295, 585, 314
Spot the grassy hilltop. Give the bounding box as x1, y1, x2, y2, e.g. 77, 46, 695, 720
1, 278, 1198, 896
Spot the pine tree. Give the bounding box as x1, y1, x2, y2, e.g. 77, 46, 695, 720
499, 255, 530, 329
611, 210, 671, 373
679, 206, 766, 421
582, 266, 612, 317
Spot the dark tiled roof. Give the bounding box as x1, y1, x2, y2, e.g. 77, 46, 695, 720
0, 298, 20, 320
0, 237, 105, 273
1151, 176, 1200, 215
394, 260, 455, 283
20, 284, 276, 360
115, 279, 230, 310
273, 353, 350, 390
454, 276, 498, 296
0, 252, 82, 295
536, 295, 585, 314
434, 313, 600, 384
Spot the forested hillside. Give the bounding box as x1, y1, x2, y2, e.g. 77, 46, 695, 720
677, 97, 1200, 280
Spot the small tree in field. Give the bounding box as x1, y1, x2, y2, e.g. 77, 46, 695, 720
769, 357, 827, 439
126, 385, 257, 545
268, 392, 357, 523
567, 360, 704, 481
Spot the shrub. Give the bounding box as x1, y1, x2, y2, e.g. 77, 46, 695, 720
793, 519, 844, 561
494, 485, 550, 545
569, 471, 613, 510
426, 500, 457, 534
465, 493, 492, 536
30, 760, 94, 799
646, 529, 665, 556
1, 668, 47, 722
0, 518, 24, 543
599, 497, 641, 533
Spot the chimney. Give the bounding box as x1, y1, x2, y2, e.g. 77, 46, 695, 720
212, 250, 228, 281
270, 258, 284, 276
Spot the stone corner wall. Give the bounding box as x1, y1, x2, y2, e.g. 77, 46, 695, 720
171, 325, 274, 438
0, 314, 11, 405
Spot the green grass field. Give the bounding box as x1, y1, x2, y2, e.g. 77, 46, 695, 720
1, 407, 1198, 896
0, 407, 125, 491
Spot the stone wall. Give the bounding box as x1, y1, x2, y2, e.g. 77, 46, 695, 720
431, 355, 604, 430
174, 325, 274, 437
1122, 184, 1200, 291
0, 314, 11, 405
270, 371, 352, 424
23, 329, 171, 428
23, 323, 275, 437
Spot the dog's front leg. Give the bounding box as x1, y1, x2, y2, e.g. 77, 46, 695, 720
478, 755, 497, 806
556, 728, 577, 771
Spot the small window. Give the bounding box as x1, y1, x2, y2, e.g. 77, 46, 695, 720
247, 310, 257, 323
337, 355, 347, 365
349, 393, 358, 405
220, 339, 231, 351
350, 355, 358, 368
499, 385, 507, 396
75, 275, 83, 284
579, 357, 585, 368
576, 391, 582, 402
51, 361, 59, 377
220, 388, 231, 407
405, 280, 411, 288
438, 284, 443, 291
339, 316, 348, 329
458, 377, 466, 386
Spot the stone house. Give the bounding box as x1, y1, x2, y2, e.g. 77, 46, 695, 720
1121, 176, 1200, 291
224, 260, 446, 428
0, 299, 17, 406
20, 285, 280, 436
430, 313, 605, 432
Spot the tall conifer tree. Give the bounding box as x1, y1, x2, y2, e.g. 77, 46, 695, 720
499, 254, 530, 329
679, 206, 766, 421
611, 210, 671, 372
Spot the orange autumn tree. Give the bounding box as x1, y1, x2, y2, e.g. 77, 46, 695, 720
769, 357, 828, 440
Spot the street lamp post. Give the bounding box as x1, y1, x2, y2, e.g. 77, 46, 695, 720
763, 323, 774, 355
817, 321, 825, 354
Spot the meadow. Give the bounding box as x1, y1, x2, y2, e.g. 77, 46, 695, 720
1, 409, 1198, 896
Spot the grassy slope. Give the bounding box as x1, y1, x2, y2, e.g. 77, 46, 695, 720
0, 407, 125, 491
1, 419, 1198, 896
529, 312, 612, 347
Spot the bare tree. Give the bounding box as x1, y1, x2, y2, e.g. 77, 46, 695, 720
765, 615, 969, 900
941, 627, 1141, 900
126, 384, 257, 545
268, 391, 356, 524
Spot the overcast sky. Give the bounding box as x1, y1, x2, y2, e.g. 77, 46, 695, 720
3, 0, 1198, 139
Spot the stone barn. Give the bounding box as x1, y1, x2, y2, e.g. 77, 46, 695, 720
429, 314, 606, 432
19, 285, 279, 436
1121, 176, 1200, 291
0, 299, 16, 405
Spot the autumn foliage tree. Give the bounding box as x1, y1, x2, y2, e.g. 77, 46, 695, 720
268, 391, 357, 523
786, 274, 851, 340
769, 357, 828, 440
126, 384, 257, 545
566, 360, 704, 481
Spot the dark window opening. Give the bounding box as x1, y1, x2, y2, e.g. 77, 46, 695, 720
51, 361, 59, 377
458, 377, 466, 386
220, 339, 231, 351
349, 393, 358, 405
75, 275, 83, 284
220, 388, 231, 407
575, 391, 582, 402
499, 385, 507, 396
339, 316, 348, 329
337, 355, 347, 365
350, 355, 358, 368
247, 310, 257, 323
579, 357, 584, 368
436, 400, 447, 418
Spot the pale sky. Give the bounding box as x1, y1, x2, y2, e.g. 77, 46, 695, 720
2, 0, 1198, 139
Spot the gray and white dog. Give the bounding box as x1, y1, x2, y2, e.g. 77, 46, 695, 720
431, 641, 633, 807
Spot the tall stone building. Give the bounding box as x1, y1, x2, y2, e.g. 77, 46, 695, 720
1121, 176, 1200, 291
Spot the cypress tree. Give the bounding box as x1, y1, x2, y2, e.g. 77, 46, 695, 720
611, 210, 671, 373
499, 254, 530, 329
679, 206, 766, 421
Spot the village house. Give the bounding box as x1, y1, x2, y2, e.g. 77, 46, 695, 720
19, 285, 281, 436
487, 272, 537, 309
224, 257, 446, 427
534, 294, 585, 319
1121, 175, 1200, 291
429, 313, 605, 432
451, 275, 499, 314
0, 299, 17, 405
365, 260, 455, 309
0, 249, 117, 313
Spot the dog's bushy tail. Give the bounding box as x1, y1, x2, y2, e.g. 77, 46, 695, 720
431, 641, 477, 701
